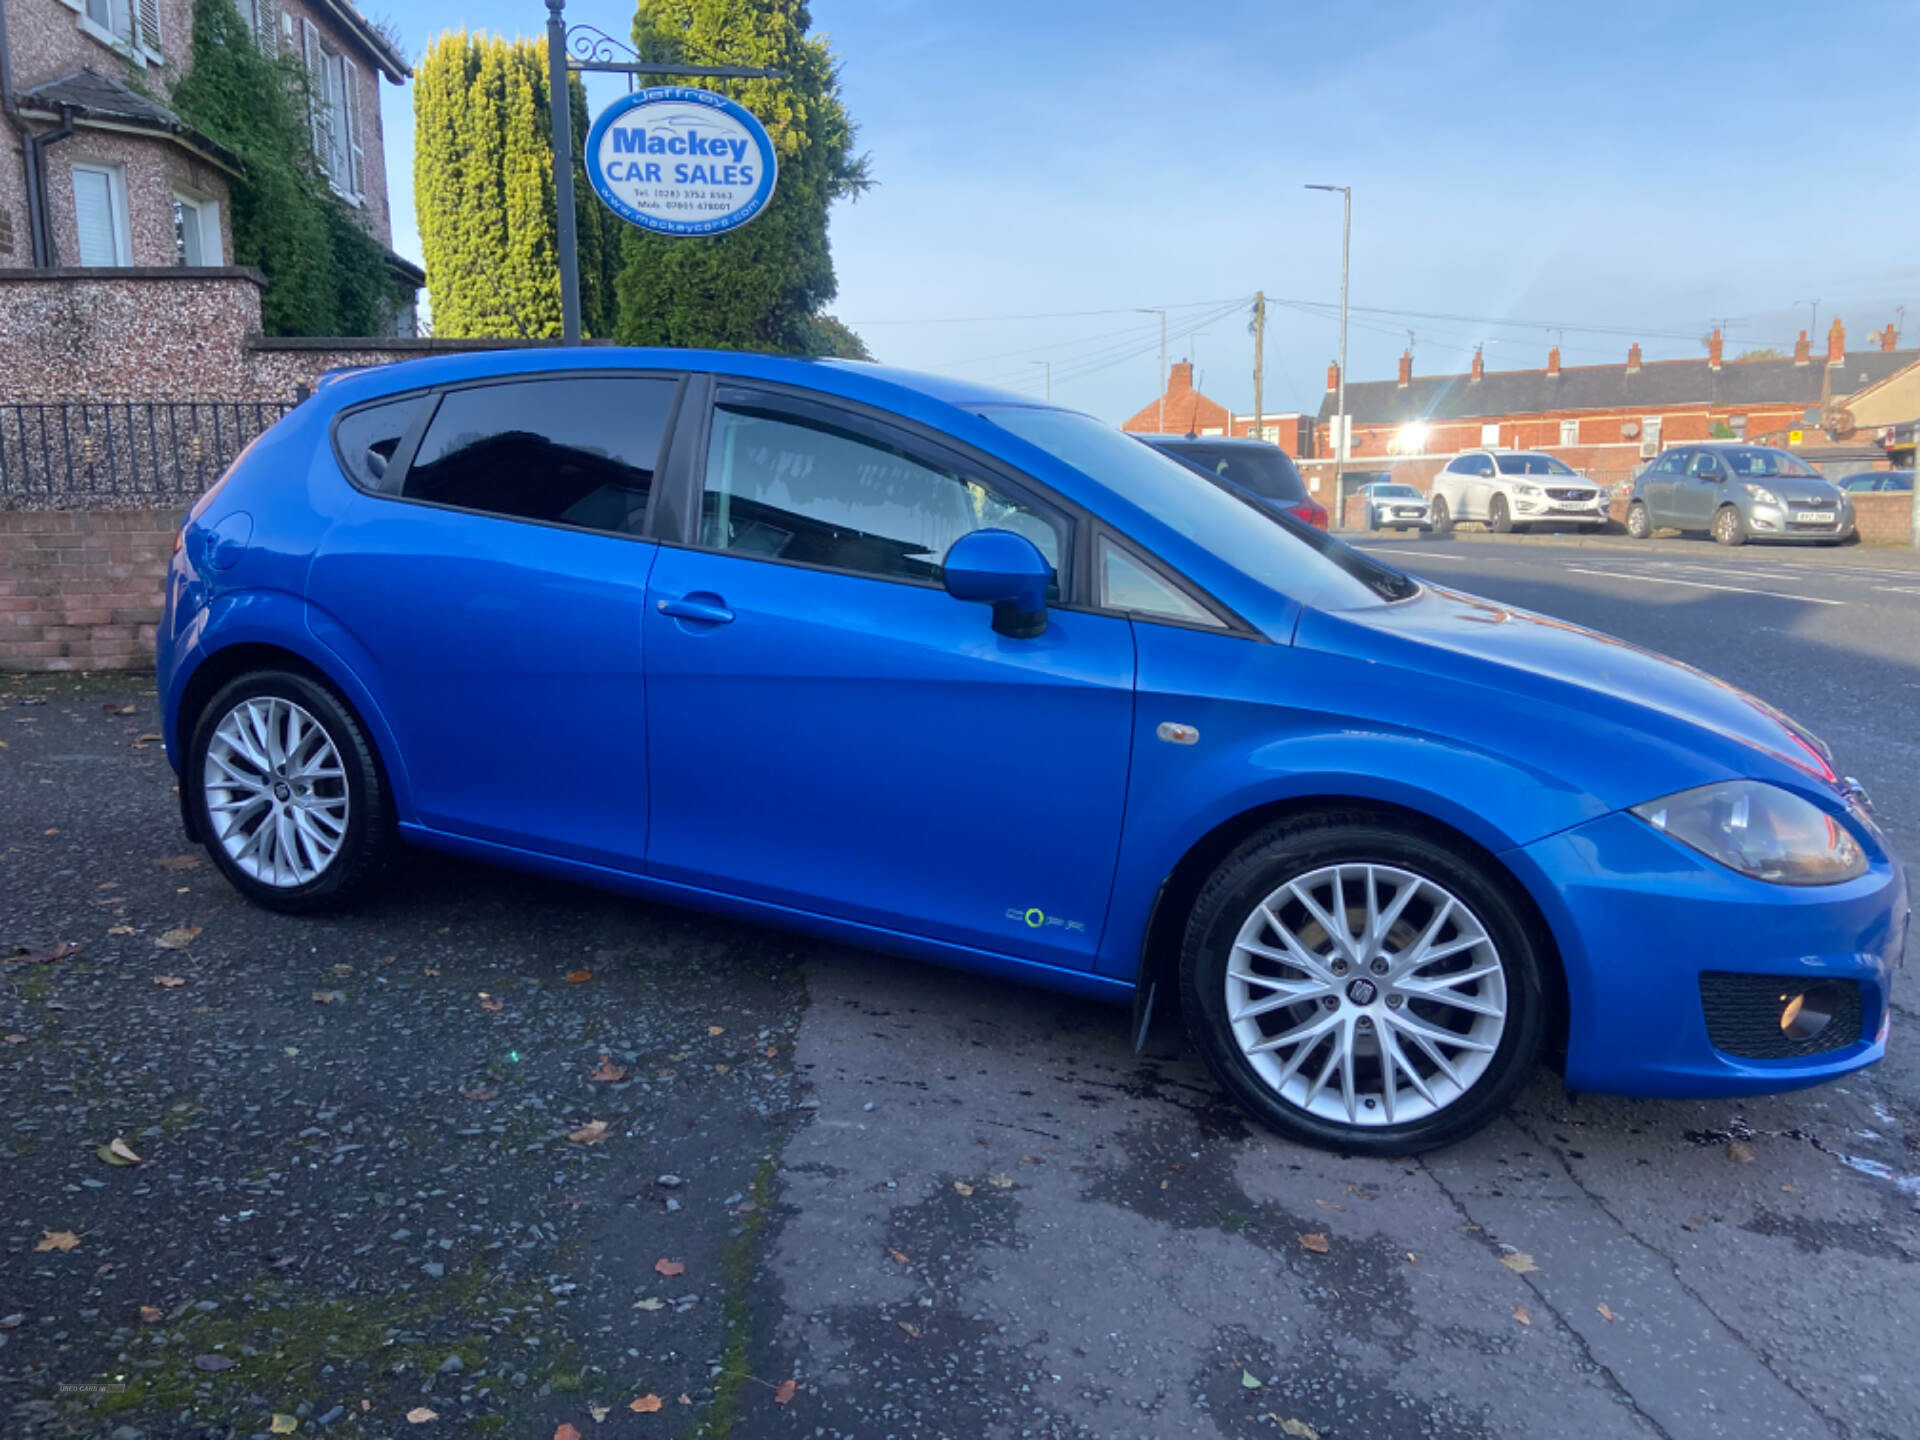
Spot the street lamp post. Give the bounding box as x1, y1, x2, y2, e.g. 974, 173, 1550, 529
1137, 308, 1167, 431
546, 0, 582, 343
1306, 184, 1351, 511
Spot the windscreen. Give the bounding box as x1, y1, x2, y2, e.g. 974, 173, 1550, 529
980, 406, 1417, 610
1495, 454, 1578, 476
1719, 447, 1820, 479
1153, 442, 1308, 501
1373, 484, 1420, 498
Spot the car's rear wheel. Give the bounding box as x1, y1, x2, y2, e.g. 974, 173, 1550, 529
1180, 813, 1546, 1154
1712, 505, 1747, 547
187, 670, 394, 913
1429, 495, 1453, 535
1626, 502, 1652, 539
1489, 495, 1514, 534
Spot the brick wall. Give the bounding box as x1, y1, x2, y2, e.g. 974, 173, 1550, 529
1852, 493, 1915, 545
1, 506, 182, 671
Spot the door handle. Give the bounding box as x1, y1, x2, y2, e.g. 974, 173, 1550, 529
656, 595, 734, 625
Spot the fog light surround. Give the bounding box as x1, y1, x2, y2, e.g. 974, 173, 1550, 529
1780, 983, 1839, 1042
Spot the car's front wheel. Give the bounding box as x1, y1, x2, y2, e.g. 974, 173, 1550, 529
1712, 505, 1747, 547
187, 670, 395, 913
1429, 495, 1453, 535
1626, 502, 1652, 539
1488, 495, 1514, 534
1180, 813, 1546, 1154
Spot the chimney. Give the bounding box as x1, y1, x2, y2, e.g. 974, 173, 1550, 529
1326, 361, 1340, 393
1626, 342, 1642, 373
1169, 359, 1194, 392
1707, 329, 1723, 370
1547, 345, 1561, 379
1470, 347, 1484, 382
1397, 350, 1412, 388
1826, 318, 1845, 365
1882, 323, 1898, 352
1792, 330, 1811, 365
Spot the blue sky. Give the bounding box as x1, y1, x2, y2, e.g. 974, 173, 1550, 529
376, 0, 1920, 423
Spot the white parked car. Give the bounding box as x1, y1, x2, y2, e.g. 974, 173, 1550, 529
1429, 451, 1610, 534
1357, 481, 1431, 531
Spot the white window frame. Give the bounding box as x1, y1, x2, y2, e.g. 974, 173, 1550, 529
302, 22, 365, 204
1640, 416, 1663, 459
172, 191, 222, 267
1558, 418, 1579, 446
71, 162, 132, 267
1479, 422, 1501, 446
64, 0, 160, 64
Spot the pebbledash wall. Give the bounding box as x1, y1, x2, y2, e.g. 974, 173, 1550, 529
0, 270, 568, 671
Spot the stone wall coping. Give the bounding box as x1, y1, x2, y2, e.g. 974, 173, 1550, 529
0, 266, 269, 288
246, 336, 616, 353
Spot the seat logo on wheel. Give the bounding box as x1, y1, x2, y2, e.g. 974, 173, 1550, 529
1345, 977, 1378, 1006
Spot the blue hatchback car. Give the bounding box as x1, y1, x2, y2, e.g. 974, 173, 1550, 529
157, 349, 1907, 1153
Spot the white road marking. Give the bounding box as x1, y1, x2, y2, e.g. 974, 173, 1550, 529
1561, 566, 1844, 605
1873, 585, 1920, 596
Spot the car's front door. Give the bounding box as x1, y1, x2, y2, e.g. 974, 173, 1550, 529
641, 384, 1136, 968
1679, 449, 1727, 530
1466, 453, 1497, 518
307, 373, 680, 870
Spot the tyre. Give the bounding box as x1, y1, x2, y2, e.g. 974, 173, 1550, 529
1712, 505, 1747, 547
186, 669, 395, 914
1179, 812, 1546, 1155
1489, 495, 1514, 534
1429, 495, 1453, 535
1626, 503, 1651, 539
1366, 506, 1379, 532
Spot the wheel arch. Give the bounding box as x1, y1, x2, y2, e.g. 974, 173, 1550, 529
1133, 794, 1570, 1066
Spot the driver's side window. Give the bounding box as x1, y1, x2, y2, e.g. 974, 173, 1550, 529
1687, 452, 1722, 478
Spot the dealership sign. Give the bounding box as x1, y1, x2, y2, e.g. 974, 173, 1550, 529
584, 86, 777, 236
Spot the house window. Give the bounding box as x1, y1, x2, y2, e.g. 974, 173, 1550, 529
1479, 422, 1501, 446
1729, 415, 1748, 439
1640, 415, 1663, 458
302, 21, 365, 201
1558, 418, 1579, 446
72, 164, 130, 267
173, 193, 222, 266
77, 0, 160, 58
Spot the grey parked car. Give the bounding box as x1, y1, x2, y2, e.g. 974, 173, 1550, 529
1626, 443, 1856, 547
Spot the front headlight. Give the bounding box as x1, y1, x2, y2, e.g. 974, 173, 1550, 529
1515, 484, 1542, 498
1632, 781, 1866, 885
1743, 483, 1779, 505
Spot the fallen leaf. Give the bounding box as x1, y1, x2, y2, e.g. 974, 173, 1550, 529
138, 1305, 163, 1324
764, 1045, 778, 1058
565, 970, 592, 984
1315, 1200, 1346, 1212
155, 927, 201, 950
479, 997, 504, 1013
108, 925, 135, 936
888, 1248, 910, 1265
713, 1063, 730, 1074
152, 855, 200, 872
192, 1353, 236, 1372
1780, 1183, 1796, 1193
1241, 1369, 1263, 1389
1727, 1140, 1757, 1164
154, 975, 187, 988
898, 1320, 921, 1339
952, 1181, 974, 1197
629, 1394, 663, 1414
1406, 1251, 1418, 1266
708, 1024, 725, 1036
654, 1258, 685, 1277
35, 1230, 80, 1252
1278, 1418, 1320, 1439
1513, 1305, 1532, 1325
423, 966, 439, 977
773, 1379, 798, 1406
3, 1034, 26, 1045
134, 733, 162, 744
405, 1407, 437, 1424
1683, 1214, 1706, 1231
1298, 1233, 1330, 1255
271, 1414, 298, 1434
1499, 1252, 1540, 1275
632, 1297, 665, 1311
97, 1138, 142, 1167
118, 704, 137, 715
555, 1425, 583, 1440
6, 941, 83, 965
568, 1121, 610, 1145
987, 1174, 1013, 1189
589, 1056, 628, 1084
587, 1403, 610, 1423
678, 1394, 691, 1406
462, 1084, 500, 1101
1597, 1303, 1618, 1323
311, 990, 345, 1005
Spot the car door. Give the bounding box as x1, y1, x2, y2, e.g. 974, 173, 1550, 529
1466, 453, 1497, 518
641, 382, 1137, 968
1641, 449, 1684, 524
1680, 449, 1727, 530
306, 372, 681, 871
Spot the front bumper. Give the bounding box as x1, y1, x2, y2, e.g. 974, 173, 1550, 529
1744, 501, 1855, 541
1511, 808, 1906, 1097
1515, 498, 1608, 524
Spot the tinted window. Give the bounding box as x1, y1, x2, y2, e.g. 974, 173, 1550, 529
403, 377, 676, 534
979, 405, 1417, 609
1494, 453, 1577, 476
1444, 456, 1475, 473
1152, 441, 1307, 501
1715, 446, 1819, 479
1470, 455, 1496, 476
1100, 540, 1222, 627
1687, 452, 1725, 477
1372, 484, 1419, 497
701, 395, 1064, 591
334, 396, 426, 494
1652, 450, 1687, 473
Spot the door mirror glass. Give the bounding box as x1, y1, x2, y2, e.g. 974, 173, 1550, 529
943, 529, 1052, 638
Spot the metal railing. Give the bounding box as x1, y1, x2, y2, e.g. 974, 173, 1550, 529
0, 401, 294, 508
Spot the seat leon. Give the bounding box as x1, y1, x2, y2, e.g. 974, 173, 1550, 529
158, 350, 1908, 1154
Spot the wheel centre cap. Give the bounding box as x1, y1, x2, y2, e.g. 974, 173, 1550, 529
1345, 977, 1379, 1006
272, 780, 291, 802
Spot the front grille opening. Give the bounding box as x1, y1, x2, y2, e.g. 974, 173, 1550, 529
1699, 972, 1863, 1060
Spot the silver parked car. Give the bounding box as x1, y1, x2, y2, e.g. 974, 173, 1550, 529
1358, 481, 1431, 531
1626, 444, 1856, 546
1428, 450, 1610, 533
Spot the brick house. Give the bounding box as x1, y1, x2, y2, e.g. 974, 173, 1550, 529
1312, 319, 1915, 484
0, 0, 420, 319
1120, 359, 1316, 457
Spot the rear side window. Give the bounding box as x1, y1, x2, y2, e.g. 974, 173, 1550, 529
334, 396, 426, 494
402, 376, 677, 535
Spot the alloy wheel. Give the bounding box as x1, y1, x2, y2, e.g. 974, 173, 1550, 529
203, 697, 350, 888
1224, 863, 1508, 1127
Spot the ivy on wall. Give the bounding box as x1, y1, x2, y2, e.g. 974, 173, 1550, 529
170, 0, 402, 336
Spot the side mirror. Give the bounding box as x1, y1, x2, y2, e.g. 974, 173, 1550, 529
943, 529, 1052, 639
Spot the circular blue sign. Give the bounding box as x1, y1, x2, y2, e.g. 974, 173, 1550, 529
584, 86, 778, 237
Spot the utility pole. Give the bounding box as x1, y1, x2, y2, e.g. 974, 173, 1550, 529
1307, 184, 1351, 505
1031, 360, 1050, 402
1252, 290, 1266, 441
546, 0, 582, 343
1138, 308, 1167, 431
